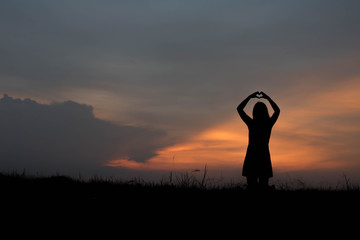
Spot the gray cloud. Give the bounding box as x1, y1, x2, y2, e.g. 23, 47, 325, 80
2, 1, 360, 86
0, 94, 168, 175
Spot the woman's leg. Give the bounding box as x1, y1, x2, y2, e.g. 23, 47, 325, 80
259, 177, 269, 188
246, 177, 257, 189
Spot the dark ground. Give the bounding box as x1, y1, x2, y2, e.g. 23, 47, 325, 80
2, 172, 360, 205
1, 172, 359, 236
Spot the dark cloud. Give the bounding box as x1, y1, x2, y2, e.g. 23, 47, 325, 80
2, 1, 360, 87
0, 94, 168, 175
2, 1, 360, 125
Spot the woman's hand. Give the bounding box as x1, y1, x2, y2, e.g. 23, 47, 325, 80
260, 91, 269, 99
249, 91, 260, 98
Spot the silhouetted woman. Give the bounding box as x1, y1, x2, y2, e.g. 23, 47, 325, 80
237, 91, 280, 189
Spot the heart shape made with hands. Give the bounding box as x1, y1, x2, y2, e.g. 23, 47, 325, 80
256, 93, 263, 98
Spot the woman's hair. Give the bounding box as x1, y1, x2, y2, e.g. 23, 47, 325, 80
253, 102, 270, 120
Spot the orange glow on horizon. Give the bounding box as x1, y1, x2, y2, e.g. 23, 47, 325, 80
106, 77, 360, 175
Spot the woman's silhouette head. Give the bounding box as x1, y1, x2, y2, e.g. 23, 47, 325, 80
253, 102, 269, 121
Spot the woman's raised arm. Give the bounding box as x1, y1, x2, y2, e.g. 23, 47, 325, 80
237, 91, 259, 125
261, 91, 280, 125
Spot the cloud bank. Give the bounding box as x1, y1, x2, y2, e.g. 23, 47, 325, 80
2, 1, 360, 139
0, 94, 168, 176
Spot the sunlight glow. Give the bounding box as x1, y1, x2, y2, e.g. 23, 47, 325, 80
106, 77, 360, 176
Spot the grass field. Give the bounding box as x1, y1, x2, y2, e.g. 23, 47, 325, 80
2, 170, 360, 225
2, 171, 360, 200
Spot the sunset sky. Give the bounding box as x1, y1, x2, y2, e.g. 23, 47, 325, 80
1, 1, 360, 184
